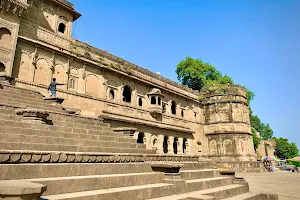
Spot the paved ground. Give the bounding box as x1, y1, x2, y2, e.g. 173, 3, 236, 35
237, 172, 300, 200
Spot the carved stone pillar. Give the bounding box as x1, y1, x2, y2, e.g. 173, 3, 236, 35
177, 138, 183, 154
77, 64, 86, 94
185, 139, 191, 154
167, 136, 174, 154
157, 134, 164, 154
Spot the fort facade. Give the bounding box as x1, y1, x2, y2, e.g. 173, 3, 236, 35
0, 0, 256, 161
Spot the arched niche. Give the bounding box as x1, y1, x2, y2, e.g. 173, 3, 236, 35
53, 65, 65, 85
0, 62, 5, 72
122, 85, 132, 103
85, 74, 100, 97
34, 59, 49, 85
137, 132, 145, 144
0, 28, 12, 48
18, 52, 31, 81
171, 101, 177, 115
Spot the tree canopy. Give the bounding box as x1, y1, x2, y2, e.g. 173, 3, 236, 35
274, 137, 299, 159
175, 57, 233, 90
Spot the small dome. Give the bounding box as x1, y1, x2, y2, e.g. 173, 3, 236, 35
147, 88, 164, 97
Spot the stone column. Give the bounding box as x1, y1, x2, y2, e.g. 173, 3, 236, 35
185, 139, 191, 154
168, 136, 174, 154
177, 138, 183, 154
117, 85, 123, 103
157, 134, 164, 154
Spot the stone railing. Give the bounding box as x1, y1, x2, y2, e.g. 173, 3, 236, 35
0, 150, 199, 163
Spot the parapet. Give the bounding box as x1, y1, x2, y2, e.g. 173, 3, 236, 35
200, 84, 248, 106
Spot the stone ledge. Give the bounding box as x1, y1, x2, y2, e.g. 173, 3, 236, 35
44, 97, 64, 105
0, 150, 199, 164
0, 180, 46, 200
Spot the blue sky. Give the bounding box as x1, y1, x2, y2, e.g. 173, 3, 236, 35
69, 0, 300, 149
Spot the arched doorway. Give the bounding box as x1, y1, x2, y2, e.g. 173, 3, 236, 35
137, 132, 145, 144
183, 138, 187, 154
163, 136, 168, 154
173, 137, 178, 154
123, 85, 132, 103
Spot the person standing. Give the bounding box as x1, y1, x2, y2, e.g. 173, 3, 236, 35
47, 78, 65, 97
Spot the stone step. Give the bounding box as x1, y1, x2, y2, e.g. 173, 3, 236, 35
0, 163, 154, 180
42, 183, 175, 200
0, 120, 123, 139
0, 133, 145, 149
0, 96, 63, 111
186, 177, 233, 192
0, 119, 135, 143
26, 172, 164, 195
180, 169, 220, 180
199, 184, 249, 199
0, 142, 154, 154
180, 162, 211, 170
222, 192, 278, 200
148, 184, 248, 200
0, 90, 50, 103
0, 107, 110, 129
0, 99, 64, 113
0, 111, 110, 131
1, 85, 44, 98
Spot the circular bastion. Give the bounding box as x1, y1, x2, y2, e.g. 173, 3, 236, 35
199, 84, 256, 162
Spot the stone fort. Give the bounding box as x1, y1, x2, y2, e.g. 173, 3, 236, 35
0, 0, 277, 199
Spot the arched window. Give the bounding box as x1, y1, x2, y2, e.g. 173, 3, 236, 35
158, 97, 161, 105
109, 89, 114, 100
138, 97, 143, 107
58, 23, 66, 33
137, 132, 145, 144
0, 62, 5, 72
151, 96, 156, 105
163, 136, 168, 154
183, 138, 187, 154
173, 137, 178, 154
171, 101, 177, 115
181, 110, 184, 117
122, 85, 131, 103
0, 28, 12, 47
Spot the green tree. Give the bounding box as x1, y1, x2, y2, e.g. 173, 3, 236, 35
175, 57, 233, 90
251, 128, 261, 151
274, 137, 299, 159
250, 115, 264, 133
261, 123, 273, 140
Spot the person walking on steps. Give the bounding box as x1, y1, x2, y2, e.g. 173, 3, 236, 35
48, 78, 65, 97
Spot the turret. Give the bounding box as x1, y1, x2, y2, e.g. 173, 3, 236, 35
200, 84, 256, 161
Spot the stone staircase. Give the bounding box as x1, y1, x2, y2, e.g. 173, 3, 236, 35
0, 83, 278, 200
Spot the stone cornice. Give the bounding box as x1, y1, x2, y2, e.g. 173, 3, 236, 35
0, 0, 29, 17
50, 0, 81, 21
